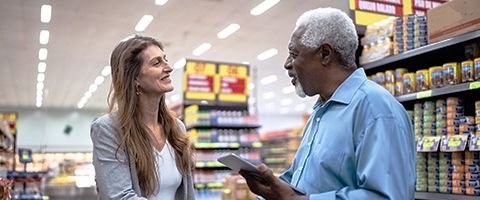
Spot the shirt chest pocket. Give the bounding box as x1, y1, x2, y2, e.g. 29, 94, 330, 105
303, 147, 346, 185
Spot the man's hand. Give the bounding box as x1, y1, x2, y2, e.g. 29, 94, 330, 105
239, 164, 308, 200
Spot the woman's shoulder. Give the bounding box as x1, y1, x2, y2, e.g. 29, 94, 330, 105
91, 113, 120, 139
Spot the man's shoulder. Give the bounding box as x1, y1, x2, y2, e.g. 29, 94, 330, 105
355, 80, 404, 116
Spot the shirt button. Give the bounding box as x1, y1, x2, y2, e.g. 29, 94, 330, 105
308, 141, 312, 146
316, 117, 320, 122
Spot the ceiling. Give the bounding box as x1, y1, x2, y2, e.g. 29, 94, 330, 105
0, 0, 349, 115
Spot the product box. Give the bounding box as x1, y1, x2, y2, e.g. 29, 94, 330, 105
427, 0, 480, 44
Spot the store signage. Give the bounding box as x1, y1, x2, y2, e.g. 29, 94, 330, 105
412, 0, 444, 10
217, 64, 249, 103
469, 135, 480, 151
417, 136, 440, 152
0, 112, 17, 135
184, 61, 217, 101
355, 0, 404, 16
440, 135, 468, 152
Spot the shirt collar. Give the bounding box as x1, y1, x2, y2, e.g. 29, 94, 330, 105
313, 68, 367, 109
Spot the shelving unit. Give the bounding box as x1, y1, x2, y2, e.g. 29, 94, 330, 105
260, 130, 302, 174
362, 29, 480, 200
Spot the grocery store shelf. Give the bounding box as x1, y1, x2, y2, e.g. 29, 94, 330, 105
194, 142, 262, 149
187, 124, 261, 130
415, 192, 480, 200
194, 182, 224, 189
362, 29, 480, 70
395, 81, 480, 102
261, 136, 302, 143
195, 161, 226, 169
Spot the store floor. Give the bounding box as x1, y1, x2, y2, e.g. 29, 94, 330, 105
44, 186, 97, 200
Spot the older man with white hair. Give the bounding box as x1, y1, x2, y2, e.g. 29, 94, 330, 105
240, 7, 415, 200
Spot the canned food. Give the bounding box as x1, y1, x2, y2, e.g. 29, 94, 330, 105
429, 66, 443, 88
416, 69, 430, 91
461, 60, 474, 82
403, 73, 416, 93
447, 97, 460, 106
474, 58, 480, 80
385, 70, 395, 84
443, 62, 461, 85
376, 72, 385, 85
385, 83, 395, 95
395, 68, 407, 82
394, 82, 403, 96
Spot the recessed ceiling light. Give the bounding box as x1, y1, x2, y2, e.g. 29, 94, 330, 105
38, 48, 48, 60
250, 0, 280, 16
37, 73, 45, 82
281, 98, 293, 106
39, 30, 49, 45
101, 66, 111, 76
262, 92, 275, 100
88, 84, 98, 93
135, 15, 154, 32
217, 23, 240, 39
260, 75, 277, 85
173, 58, 186, 69
36, 101, 42, 108
94, 76, 105, 85
36, 82, 44, 90
257, 48, 278, 61
36, 96, 43, 102
77, 102, 84, 109
192, 43, 212, 56
84, 91, 92, 98
36, 90, 43, 96
154, 0, 168, 5
282, 85, 295, 94
248, 83, 255, 90
41, 5, 52, 23
242, 61, 250, 65
38, 62, 46, 73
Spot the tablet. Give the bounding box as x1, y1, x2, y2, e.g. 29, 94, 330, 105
217, 153, 260, 173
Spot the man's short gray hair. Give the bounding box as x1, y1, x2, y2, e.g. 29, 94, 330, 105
295, 7, 358, 68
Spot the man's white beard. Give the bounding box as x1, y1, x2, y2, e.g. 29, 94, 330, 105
295, 79, 306, 98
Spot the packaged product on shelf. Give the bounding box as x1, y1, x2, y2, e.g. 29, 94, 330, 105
385, 83, 395, 95
475, 58, 480, 80
461, 60, 475, 82
376, 72, 385, 86
403, 73, 416, 94
394, 82, 403, 96
416, 69, 430, 91
429, 66, 443, 88
443, 62, 462, 85
385, 70, 395, 84
395, 68, 407, 81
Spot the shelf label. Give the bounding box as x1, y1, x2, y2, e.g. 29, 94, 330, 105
252, 142, 262, 148
469, 81, 480, 90
469, 135, 480, 151
207, 183, 223, 188
195, 162, 206, 168
417, 136, 441, 152
440, 135, 468, 152
416, 90, 432, 99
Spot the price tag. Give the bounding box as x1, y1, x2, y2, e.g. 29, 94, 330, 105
195, 183, 206, 188
252, 142, 263, 148
207, 183, 223, 188
195, 162, 206, 168
417, 136, 441, 152
469, 81, 480, 90
440, 135, 468, 152
469, 135, 480, 151
416, 90, 432, 99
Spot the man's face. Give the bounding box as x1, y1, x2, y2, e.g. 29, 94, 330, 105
284, 27, 320, 97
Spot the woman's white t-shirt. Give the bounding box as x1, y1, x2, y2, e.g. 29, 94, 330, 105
148, 142, 182, 200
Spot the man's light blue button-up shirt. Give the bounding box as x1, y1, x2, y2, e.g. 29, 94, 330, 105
280, 68, 415, 199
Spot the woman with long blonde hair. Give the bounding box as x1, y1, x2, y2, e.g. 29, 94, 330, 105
90, 35, 195, 200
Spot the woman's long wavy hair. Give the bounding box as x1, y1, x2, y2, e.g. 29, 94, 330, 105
107, 35, 193, 196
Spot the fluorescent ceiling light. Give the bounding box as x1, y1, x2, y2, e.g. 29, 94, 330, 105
154, 0, 168, 5
38, 62, 46, 72
94, 76, 104, 85
242, 61, 250, 65
262, 92, 275, 100
282, 85, 295, 94
39, 30, 49, 45
36, 96, 43, 102
36, 82, 44, 90
171, 94, 180, 102
281, 98, 293, 106
217, 23, 240, 39
36, 90, 43, 96
248, 83, 255, 90
38, 48, 48, 60
257, 48, 278, 61
135, 15, 154, 32
37, 73, 45, 82
260, 75, 277, 85
41, 5, 52, 23
173, 58, 186, 69
36, 101, 42, 108
295, 103, 306, 111
250, 0, 280, 16
192, 43, 212, 56
101, 66, 111, 76
77, 102, 84, 109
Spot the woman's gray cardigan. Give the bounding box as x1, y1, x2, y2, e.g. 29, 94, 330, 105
90, 114, 195, 200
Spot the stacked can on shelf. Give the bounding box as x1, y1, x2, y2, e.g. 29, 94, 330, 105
393, 17, 404, 55
405, 15, 428, 51
475, 58, 480, 80
424, 101, 436, 136
465, 100, 480, 195
414, 102, 428, 191
438, 152, 465, 194
436, 100, 447, 136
